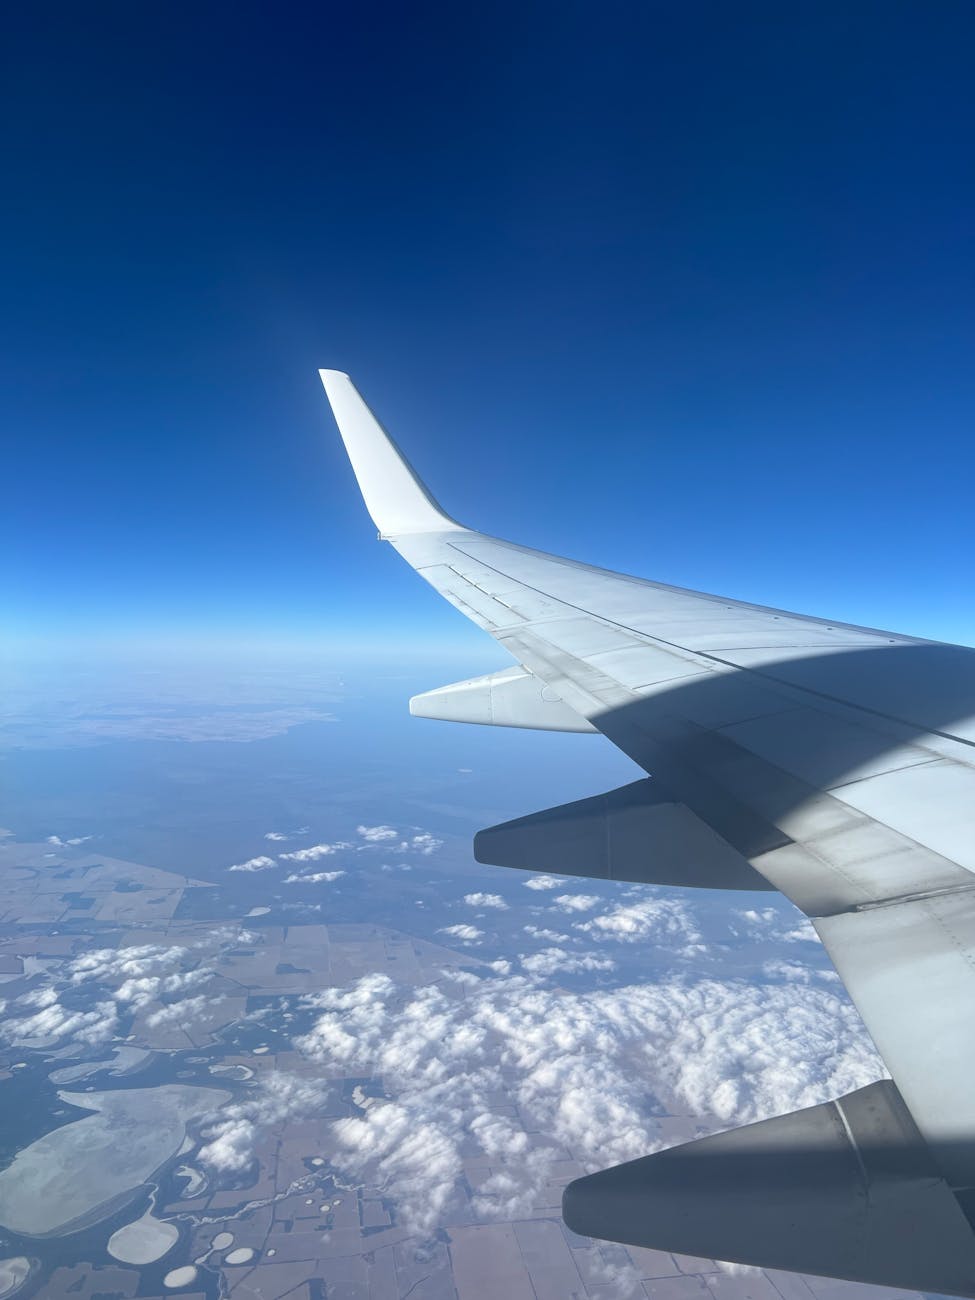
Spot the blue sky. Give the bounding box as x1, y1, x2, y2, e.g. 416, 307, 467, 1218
5, 2, 974, 654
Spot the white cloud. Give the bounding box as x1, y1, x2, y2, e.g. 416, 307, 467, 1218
762, 958, 839, 984
198, 1075, 327, 1172
519, 948, 616, 977
349, 827, 445, 856
523, 875, 566, 891
0, 941, 224, 1050
437, 924, 483, 943
145, 994, 222, 1029
357, 824, 399, 842
408, 832, 443, 855
782, 920, 821, 943
203, 925, 259, 949
552, 894, 601, 913
736, 907, 780, 925
69, 944, 188, 984
468, 1113, 553, 1219
264, 827, 309, 841
575, 897, 700, 946
523, 925, 569, 943
463, 892, 508, 910
227, 855, 277, 873
292, 967, 884, 1237
283, 870, 346, 884
585, 1251, 643, 1297
734, 907, 820, 946
646, 979, 885, 1124
331, 1100, 464, 1231
115, 968, 210, 1009
522, 920, 569, 941
278, 842, 347, 862
1, 996, 118, 1049
19, 986, 58, 1009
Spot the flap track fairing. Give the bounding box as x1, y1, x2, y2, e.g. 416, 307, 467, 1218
563, 1080, 975, 1297
474, 778, 774, 890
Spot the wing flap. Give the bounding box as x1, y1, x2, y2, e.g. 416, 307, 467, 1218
474, 778, 774, 890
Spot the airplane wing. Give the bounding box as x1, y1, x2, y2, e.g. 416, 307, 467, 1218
320, 369, 975, 1297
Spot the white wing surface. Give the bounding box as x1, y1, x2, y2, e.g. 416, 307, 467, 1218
320, 369, 975, 1296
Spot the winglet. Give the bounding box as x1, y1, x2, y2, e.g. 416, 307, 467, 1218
319, 370, 463, 538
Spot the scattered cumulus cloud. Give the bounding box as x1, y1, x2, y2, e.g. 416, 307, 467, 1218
264, 827, 310, 842
552, 894, 601, 913
585, 1252, 644, 1297
782, 920, 821, 943
734, 908, 820, 946
523, 925, 569, 942
762, 958, 839, 984
278, 842, 347, 862
437, 924, 483, 944
523, 875, 566, 891
0, 941, 226, 1051
0, 997, 118, 1049
275, 825, 442, 862
203, 925, 259, 949
198, 1075, 328, 1172
19, 987, 58, 1009
357, 825, 399, 842
293, 967, 883, 1235
146, 993, 222, 1029
576, 897, 700, 946
407, 832, 443, 855
69, 945, 188, 984
736, 907, 780, 926
115, 968, 210, 1010
284, 869, 346, 884
463, 892, 508, 910
519, 948, 616, 977
227, 855, 277, 873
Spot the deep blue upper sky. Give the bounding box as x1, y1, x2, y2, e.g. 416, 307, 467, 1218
5, 2, 974, 654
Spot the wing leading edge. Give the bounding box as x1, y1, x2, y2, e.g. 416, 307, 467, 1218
320, 370, 975, 1296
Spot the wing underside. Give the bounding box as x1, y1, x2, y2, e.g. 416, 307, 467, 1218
320, 370, 975, 1296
